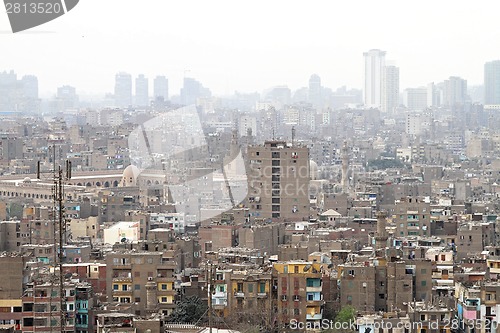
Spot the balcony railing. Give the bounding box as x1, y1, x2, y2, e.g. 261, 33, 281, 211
306, 314, 323, 320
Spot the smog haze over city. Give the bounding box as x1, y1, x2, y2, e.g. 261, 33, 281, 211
3, 1, 500, 333
2, 0, 500, 96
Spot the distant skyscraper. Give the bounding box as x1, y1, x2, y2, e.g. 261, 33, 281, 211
308, 74, 322, 108
403, 87, 427, 111
135, 74, 149, 107
443, 76, 467, 106
381, 65, 399, 113
21, 75, 38, 99
180, 77, 211, 106
265, 86, 291, 106
0, 71, 39, 112
426, 82, 438, 107
484, 60, 500, 104
153, 75, 169, 100
363, 49, 386, 108
114, 72, 132, 108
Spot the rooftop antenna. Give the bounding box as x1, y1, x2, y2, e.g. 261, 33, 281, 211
37, 151, 72, 333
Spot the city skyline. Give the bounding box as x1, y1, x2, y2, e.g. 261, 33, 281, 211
2, 0, 500, 96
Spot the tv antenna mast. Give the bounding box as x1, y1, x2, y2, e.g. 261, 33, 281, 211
37, 146, 72, 332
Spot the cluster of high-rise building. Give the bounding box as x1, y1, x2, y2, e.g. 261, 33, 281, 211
1, 49, 500, 333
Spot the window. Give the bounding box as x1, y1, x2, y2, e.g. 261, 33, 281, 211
248, 284, 253, 293
294, 308, 300, 315
134, 284, 140, 290
113, 284, 119, 290
421, 281, 427, 286
259, 282, 266, 293
294, 266, 299, 273
421, 269, 427, 274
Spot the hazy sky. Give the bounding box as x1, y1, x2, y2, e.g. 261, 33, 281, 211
2, 0, 500, 97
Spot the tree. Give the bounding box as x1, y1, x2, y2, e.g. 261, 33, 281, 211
167, 295, 207, 324
323, 306, 356, 333
367, 158, 404, 170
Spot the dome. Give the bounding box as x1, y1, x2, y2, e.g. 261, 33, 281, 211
309, 160, 318, 180
121, 165, 141, 187
23, 177, 31, 183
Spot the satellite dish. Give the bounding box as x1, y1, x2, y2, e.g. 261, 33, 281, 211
121, 237, 127, 243
303, 264, 311, 272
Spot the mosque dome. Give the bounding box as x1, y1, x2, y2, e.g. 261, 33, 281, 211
121, 165, 141, 187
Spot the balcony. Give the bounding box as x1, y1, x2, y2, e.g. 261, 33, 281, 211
463, 303, 480, 312
306, 299, 324, 307
234, 292, 245, 298
112, 289, 133, 296
157, 276, 175, 283
213, 303, 227, 310
112, 277, 132, 282
213, 291, 227, 299
257, 292, 268, 298
306, 314, 323, 320
306, 286, 322, 293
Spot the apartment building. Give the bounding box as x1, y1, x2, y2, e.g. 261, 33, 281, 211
247, 141, 310, 221
273, 261, 324, 329
105, 251, 176, 316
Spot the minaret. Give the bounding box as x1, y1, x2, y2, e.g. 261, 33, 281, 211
375, 211, 388, 251
230, 129, 239, 158
145, 280, 158, 313
341, 141, 349, 193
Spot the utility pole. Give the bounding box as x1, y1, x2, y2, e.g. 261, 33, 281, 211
57, 166, 65, 332
208, 261, 213, 333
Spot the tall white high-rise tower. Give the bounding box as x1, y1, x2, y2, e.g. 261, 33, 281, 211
363, 49, 386, 108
